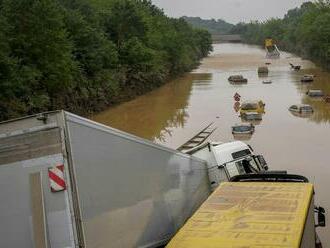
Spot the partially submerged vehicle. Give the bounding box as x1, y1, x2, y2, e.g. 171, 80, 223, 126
240, 100, 265, 115
307, 89, 324, 97
301, 74, 314, 82
290, 63, 301, 71
231, 123, 255, 135
241, 111, 263, 121
228, 75, 248, 83
265, 38, 280, 59
167, 173, 326, 248
289, 104, 314, 113
262, 80, 272, 84
258, 66, 269, 74
186, 141, 268, 190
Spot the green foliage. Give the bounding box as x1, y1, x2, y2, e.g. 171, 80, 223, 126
0, 0, 212, 121
232, 1, 330, 69
183, 16, 234, 35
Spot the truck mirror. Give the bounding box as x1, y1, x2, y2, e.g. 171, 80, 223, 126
315, 207, 326, 227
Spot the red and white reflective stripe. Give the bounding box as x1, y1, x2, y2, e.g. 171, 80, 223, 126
48, 164, 66, 192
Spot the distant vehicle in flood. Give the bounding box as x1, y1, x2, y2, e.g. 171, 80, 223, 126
240, 100, 265, 115
289, 104, 314, 113
262, 80, 272, 84
265, 39, 280, 59
306, 90, 324, 97
301, 75, 314, 82
258, 66, 269, 74
289, 63, 301, 71
228, 75, 248, 83
232, 123, 255, 135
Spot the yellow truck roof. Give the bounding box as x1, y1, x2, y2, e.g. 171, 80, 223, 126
166, 182, 313, 248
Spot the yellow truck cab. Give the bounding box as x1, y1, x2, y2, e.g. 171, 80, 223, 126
240, 100, 265, 115
167, 173, 325, 248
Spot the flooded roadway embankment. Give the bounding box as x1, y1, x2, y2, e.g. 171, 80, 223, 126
93, 43, 330, 246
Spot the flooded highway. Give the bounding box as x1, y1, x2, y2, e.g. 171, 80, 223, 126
93, 43, 330, 245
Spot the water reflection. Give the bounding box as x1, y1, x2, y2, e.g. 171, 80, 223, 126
92, 73, 213, 141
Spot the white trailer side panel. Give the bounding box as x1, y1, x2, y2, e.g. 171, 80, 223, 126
0, 122, 75, 248
65, 113, 210, 248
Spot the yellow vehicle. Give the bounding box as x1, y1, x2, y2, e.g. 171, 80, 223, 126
265, 38, 280, 58
265, 38, 274, 48
166, 174, 325, 248
240, 100, 265, 115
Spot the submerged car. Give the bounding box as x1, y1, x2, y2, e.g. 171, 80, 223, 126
306, 90, 324, 97
240, 100, 265, 115
301, 75, 314, 82
289, 104, 314, 113
241, 111, 263, 121
232, 123, 255, 135
289, 63, 301, 71
258, 66, 269, 74
262, 80, 272, 84
228, 75, 248, 83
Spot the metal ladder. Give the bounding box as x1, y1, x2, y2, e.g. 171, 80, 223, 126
177, 123, 217, 153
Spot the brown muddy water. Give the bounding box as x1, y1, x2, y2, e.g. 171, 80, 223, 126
93, 43, 330, 245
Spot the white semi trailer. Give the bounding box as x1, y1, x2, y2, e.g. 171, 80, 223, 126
0, 111, 266, 248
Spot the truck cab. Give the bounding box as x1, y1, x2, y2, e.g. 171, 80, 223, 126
186, 141, 267, 190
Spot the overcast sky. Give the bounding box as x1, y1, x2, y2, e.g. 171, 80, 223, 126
152, 0, 310, 24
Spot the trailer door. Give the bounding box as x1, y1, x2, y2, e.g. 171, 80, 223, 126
0, 127, 76, 248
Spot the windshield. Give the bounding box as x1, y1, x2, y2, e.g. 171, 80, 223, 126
241, 103, 258, 110
225, 156, 260, 178
301, 106, 313, 111
233, 126, 251, 132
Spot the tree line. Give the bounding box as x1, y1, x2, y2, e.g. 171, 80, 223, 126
231, 1, 330, 69
183, 16, 234, 35
0, 0, 212, 121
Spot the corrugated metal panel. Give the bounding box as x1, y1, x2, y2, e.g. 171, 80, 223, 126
167, 182, 313, 248
0, 128, 62, 165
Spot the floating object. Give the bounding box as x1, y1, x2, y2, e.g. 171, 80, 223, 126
241, 111, 263, 121
265, 62, 271, 65
228, 75, 248, 83
240, 100, 265, 115
258, 66, 269, 74
301, 75, 314, 82
232, 123, 255, 135
306, 90, 324, 97
289, 104, 314, 113
263, 80, 272, 84
324, 95, 330, 103
290, 63, 301, 71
